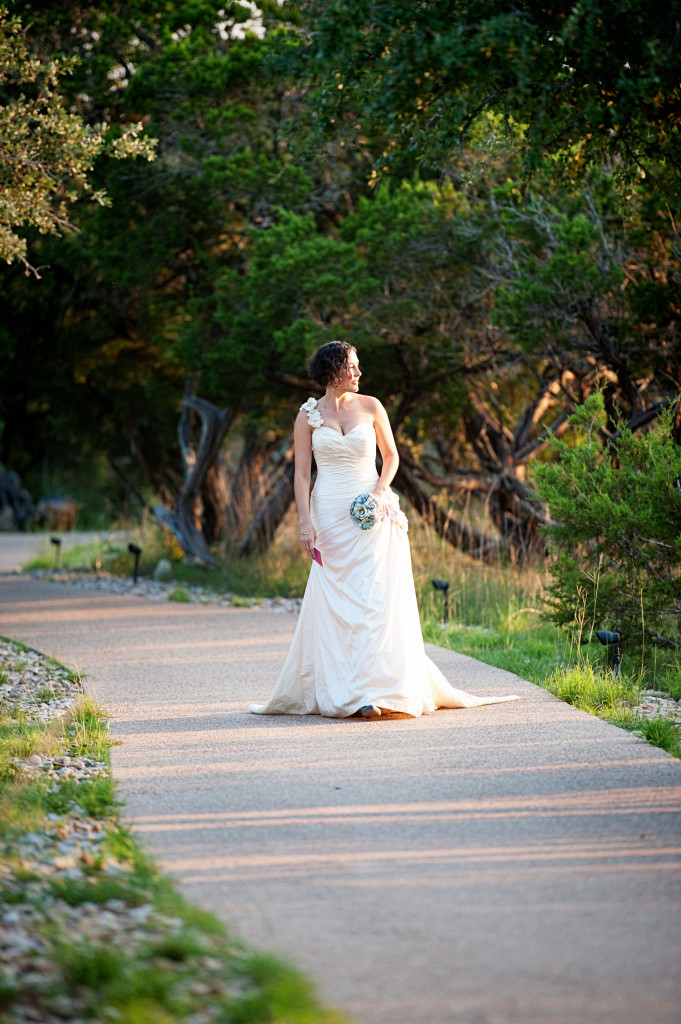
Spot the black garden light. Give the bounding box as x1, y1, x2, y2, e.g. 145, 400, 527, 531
596, 629, 621, 677
50, 536, 61, 568
128, 543, 142, 584
432, 578, 450, 623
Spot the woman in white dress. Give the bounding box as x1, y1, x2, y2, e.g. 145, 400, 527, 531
249, 341, 519, 719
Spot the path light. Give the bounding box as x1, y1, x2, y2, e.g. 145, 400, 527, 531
596, 629, 621, 677
432, 578, 450, 623
128, 543, 142, 584
50, 536, 61, 568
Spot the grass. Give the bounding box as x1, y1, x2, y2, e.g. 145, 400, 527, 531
413, 528, 681, 758
0, 645, 350, 1024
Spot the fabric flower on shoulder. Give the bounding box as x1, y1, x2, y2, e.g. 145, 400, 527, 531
300, 397, 324, 429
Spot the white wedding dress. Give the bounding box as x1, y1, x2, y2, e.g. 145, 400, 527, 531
249, 400, 519, 718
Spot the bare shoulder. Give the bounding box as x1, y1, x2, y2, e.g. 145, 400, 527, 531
357, 394, 385, 416
294, 407, 312, 432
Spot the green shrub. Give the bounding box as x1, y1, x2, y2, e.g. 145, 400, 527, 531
532, 392, 681, 653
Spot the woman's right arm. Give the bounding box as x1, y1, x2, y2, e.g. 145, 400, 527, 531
293, 410, 316, 557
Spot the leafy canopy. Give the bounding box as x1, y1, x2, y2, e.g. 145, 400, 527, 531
299, 0, 681, 188
0, 6, 155, 274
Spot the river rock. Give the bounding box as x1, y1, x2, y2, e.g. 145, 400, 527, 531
153, 558, 173, 581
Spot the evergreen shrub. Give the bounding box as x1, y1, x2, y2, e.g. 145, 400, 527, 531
532, 392, 681, 654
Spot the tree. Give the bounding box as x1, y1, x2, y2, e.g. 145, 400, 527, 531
298, 0, 681, 190
0, 0, 371, 555
0, 5, 155, 275
3, 0, 678, 569
532, 392, 681, 651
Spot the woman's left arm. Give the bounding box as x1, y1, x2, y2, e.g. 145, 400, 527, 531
372, 399, 399, 514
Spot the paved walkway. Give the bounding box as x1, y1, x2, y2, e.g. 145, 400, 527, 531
1, 571, 680, 1024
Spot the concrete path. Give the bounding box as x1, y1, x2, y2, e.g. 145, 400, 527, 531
1, 572, 680, 1024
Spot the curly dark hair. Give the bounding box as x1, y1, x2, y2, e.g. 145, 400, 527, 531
307, 341, 357, 388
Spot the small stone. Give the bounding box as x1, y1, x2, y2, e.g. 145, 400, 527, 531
52, 855, 76, 870
25, 956, 56, 974
153, 558, 173, 581
27, 754, 43, 766
188, 980, 212, 997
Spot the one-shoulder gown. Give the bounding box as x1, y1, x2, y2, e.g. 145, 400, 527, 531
249, 408, 519, 718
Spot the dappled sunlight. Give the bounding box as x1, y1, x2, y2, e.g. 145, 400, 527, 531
0, 598, 247, 625
166, 838, 681, 886
108, 636, 288, 653
127, 786, 681, 832
0, 603, 219, 625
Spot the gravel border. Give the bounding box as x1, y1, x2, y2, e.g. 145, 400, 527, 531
27, 567, 302, 613
1, 638, 318, 1024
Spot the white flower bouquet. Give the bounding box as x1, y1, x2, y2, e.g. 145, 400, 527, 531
349, 492, 380, 530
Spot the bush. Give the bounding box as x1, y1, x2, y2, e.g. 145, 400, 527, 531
532, 392, 681, 653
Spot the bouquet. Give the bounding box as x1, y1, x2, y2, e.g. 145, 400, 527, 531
349, 492, 380, 531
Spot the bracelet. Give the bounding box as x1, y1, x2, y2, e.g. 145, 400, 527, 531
299, 529, 315, 537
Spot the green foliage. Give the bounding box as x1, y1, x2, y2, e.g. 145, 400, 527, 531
300, 0, 681, 188
46, 776, 117, 819
543, 661, 639, 714
2, 0, 679, 570
188, 208, 375, 405
56, 941, 128, 987
0, 5, 155, 272
67, 697, 110, 761
492, 206, 620, 351
0, 1, 307, 491
228, 953, 348, 1024
532, 392, 681, 650
657, 667, 681, 701
48, 873, 150, 907
635, 716, 681, 758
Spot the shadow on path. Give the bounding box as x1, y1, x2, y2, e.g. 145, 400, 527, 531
1, 573, 680, 1024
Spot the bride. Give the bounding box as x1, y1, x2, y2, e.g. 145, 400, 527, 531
249, 341, 519, 719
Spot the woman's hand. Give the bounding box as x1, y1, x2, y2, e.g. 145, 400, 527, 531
372, 486, 390, 519
299, 522, 316, 557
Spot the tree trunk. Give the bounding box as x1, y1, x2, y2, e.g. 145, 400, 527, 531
199, 457, 230, 545
394, 459, 501, 562
240, 458, 296, 556
482, 478, 547, 563
153, 395, 233, 566
223, 428, 279, 542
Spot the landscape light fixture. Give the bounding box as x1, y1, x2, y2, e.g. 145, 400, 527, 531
596, 629, 621, 677
128, 543, 142, 584
432, 578, 450, 623
49, 536, 62, 568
